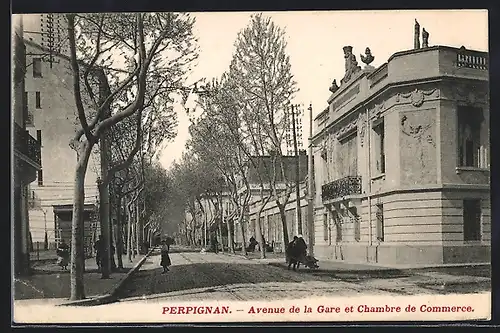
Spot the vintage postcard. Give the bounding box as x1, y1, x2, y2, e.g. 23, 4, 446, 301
12, 9, 490, 324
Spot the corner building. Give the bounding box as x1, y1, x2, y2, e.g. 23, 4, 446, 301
312, 45, 489, 265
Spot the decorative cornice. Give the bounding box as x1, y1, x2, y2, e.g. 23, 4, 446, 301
452, 84, 489, 106
369, 101, 386, 119
396, 88, 439, 107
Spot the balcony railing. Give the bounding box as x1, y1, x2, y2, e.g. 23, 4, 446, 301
14, 122, 41, 167
457, 49, 488, 70
322, 176, 362, 201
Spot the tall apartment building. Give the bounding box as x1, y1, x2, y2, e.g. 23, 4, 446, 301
12, 15, 43, 276
311, 31, 489, 265
23, 14, 100, 254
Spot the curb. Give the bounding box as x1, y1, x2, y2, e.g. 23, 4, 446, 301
267, 261, 491, 274
221, 251, 283, 262
58, 247, 156, 307
221, 252, 250, 260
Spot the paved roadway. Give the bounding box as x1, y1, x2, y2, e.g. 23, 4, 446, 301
115, 248, 490, 303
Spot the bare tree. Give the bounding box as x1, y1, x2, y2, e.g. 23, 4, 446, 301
228, 13, 298, 252
66, 12, 197, 300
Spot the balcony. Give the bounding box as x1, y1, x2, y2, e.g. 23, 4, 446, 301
456, 48, 488, 70
322, 176, 362, 202
14, 122, 41, 169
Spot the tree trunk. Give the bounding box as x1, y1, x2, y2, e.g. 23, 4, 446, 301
70, 143, 92, 301
203, 212, 208, 248
256, 211, 266, 259
135, 201, 140, 256
278, 203, 289, 250
256, 193, 270, 259
218, 220, 224, 253
238, 211, 247, 256
109, 200, 115, 272
132, 223, 136, 259
227, 217, 234, 254
97, 181, 111, 279
116, 196, 124, 269
126, 199, 132, 262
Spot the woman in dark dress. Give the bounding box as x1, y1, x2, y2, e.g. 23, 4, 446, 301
160, 240, 171, 273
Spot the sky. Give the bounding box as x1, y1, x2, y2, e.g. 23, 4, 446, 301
158, 9, 488, 170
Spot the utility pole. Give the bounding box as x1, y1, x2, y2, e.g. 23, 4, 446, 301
307, 103, 315, 256
291, 104, 303, 235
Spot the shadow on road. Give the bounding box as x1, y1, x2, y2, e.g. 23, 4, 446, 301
119, 260, 490, 300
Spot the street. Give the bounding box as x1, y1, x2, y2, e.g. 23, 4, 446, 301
115, 248, 491, 303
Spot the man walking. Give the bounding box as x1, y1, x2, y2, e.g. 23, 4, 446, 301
94, 235, 103, 271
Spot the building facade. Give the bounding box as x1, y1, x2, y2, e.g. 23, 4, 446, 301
12, 15, 43, 276
241, 154, 308, 252
311, 40, 489, 265
23, 17, 100, 254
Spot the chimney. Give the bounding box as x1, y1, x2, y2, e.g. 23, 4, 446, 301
414, 19, 421, 49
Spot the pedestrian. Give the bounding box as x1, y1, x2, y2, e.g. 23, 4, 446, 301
160, 239, 172, 273
286, 236, 299, 270
94, 235, 103, 271
111, 243, 117, 271
212, 236, 219, 254
56, 239, 70, 270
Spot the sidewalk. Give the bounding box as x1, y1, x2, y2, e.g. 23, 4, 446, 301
221, 250, 285, 262
268, 259, 491, 284
14, 252, 150, 303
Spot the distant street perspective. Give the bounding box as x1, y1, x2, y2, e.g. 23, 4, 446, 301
114, 247, 490, 303
12, 10, 490, 321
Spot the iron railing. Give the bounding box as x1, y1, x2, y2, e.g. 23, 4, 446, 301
322, 176, 362, 201
14, 122, 41, 167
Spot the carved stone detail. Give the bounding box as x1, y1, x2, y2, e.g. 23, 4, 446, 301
397, 88, 438, 107
453, 85, 489, 106
400, 112, 436, 182
332, 111, 359, 140
358, 113, 367, 146
369, 102, 385, 119
401, 115, 436, 148
341, 46, 361, 84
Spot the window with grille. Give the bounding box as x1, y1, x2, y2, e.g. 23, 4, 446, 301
33, 58, 42, 78
463, 199, 481, 241
376, 204, 384, 242
338, 133, 358, 177
373, 119, 386, 174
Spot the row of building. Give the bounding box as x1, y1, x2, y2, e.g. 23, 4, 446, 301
13, 14, 102, 275
187, 22, 490, 265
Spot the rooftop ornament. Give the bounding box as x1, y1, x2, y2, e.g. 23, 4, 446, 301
360, 47, 375, 68
341, 46, 361, 85
329, 79, 339, 93
422, 28, 430, 48
414, 19, 421, 49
